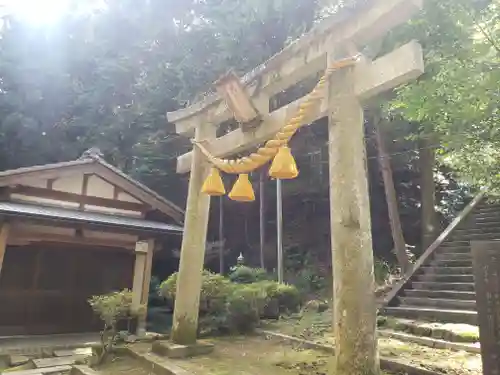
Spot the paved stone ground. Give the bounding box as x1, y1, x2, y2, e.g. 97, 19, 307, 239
0, 333, 100, 356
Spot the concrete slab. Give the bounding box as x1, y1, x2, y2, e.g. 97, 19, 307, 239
8, 356, 30, 367
151, 340, 214, 358
52, 349, 92, 358
32, 356, 87, 369
1, 365, 71, 375
70, 365, 100, 375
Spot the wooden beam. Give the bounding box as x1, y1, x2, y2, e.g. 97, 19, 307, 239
168, 0, 422, 136
8, 230, 136, 249
132, 244, 146, 308
176, 41, 424, 173
79, 174, 90, 210
47, 179, 55, 190
0, 223, 10, 279
11, 185, 148, 212
132, 239, 154, 336
141, 240, 154, 305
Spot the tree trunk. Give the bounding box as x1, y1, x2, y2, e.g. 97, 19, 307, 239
170, 125, 214, 345
328, 69, 379, 375
373, 118, 410, 273
259, 170, 266, 269
420, 136, 438, 250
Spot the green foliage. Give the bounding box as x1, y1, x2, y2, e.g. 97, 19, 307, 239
373, 259, 392, 285
160, 270, 231, 314
88, 289, 145, 364
229, 265, 269, 284
160, 271, 301, 334
385, 0, 500, 191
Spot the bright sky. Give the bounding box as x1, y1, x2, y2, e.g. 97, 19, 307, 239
0, 0, 70, 25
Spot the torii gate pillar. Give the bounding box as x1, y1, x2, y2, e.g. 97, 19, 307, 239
166, 0, 424, 365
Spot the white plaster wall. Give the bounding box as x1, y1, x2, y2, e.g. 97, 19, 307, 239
52, 174, 84, 194
23, 179, 49, 189
117, 191, 141, 203
86, 175, 115, 199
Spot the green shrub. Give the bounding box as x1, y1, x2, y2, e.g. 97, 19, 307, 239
229, 265, 269, 284
160, 270, 231, 314
159, 271, 301, 335
256, 281, 301, 317
88, 289, 145, 364
225, 284, 267, 332
292, 268, 328, 296
374, 258, 391, 285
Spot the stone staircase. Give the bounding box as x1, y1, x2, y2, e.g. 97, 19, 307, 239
383, 197, 500, 325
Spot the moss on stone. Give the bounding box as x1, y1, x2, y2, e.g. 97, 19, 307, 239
170, 314, 198, 345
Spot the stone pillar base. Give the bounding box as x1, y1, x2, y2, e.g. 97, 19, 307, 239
151, 340, 214, 358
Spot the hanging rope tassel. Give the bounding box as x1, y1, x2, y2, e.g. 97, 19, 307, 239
228, 174, 255, 202
269, 145, 299, 179
201, 167, 226, 196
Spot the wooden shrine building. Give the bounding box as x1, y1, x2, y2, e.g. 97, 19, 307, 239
0, 149, 183, 336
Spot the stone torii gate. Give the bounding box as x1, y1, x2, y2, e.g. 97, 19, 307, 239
167, 0, 423, 371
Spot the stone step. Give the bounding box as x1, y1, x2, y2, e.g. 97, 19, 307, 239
473, 215, 500, 223
411, 281, 475, 291
404, 289, 476, 300
476, 203, 500, 210
453, 227, 500, 236
431, 259, 472, 267
438, 246, 470, 254
399, 297, 476, 310
417, 274, 474, 283
462, 223, 500, 231
451, 232, 500, 241
441, 241, 470, 247
383, 306, 477, 324
435, 253, 471, 261
435, 252, 472, 260
419, 266, 473, 275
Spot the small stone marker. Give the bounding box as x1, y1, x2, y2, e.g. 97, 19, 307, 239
471, 240, 500, 375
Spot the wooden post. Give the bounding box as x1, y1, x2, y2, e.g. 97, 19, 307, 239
373, 118, 410, 273
171, 124, 215, 345
328, 64, 379, 375
0, 223, 10, 280
132, 240, 154, 336
420, 136, 438, 249
259, 170, 266, 269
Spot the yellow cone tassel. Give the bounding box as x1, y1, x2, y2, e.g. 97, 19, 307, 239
269, 146, 299, 179
201, 167, 226, 196
228, 174, 255, 202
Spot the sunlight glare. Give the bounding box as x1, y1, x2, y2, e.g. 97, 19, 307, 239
2, 0, 69, 25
